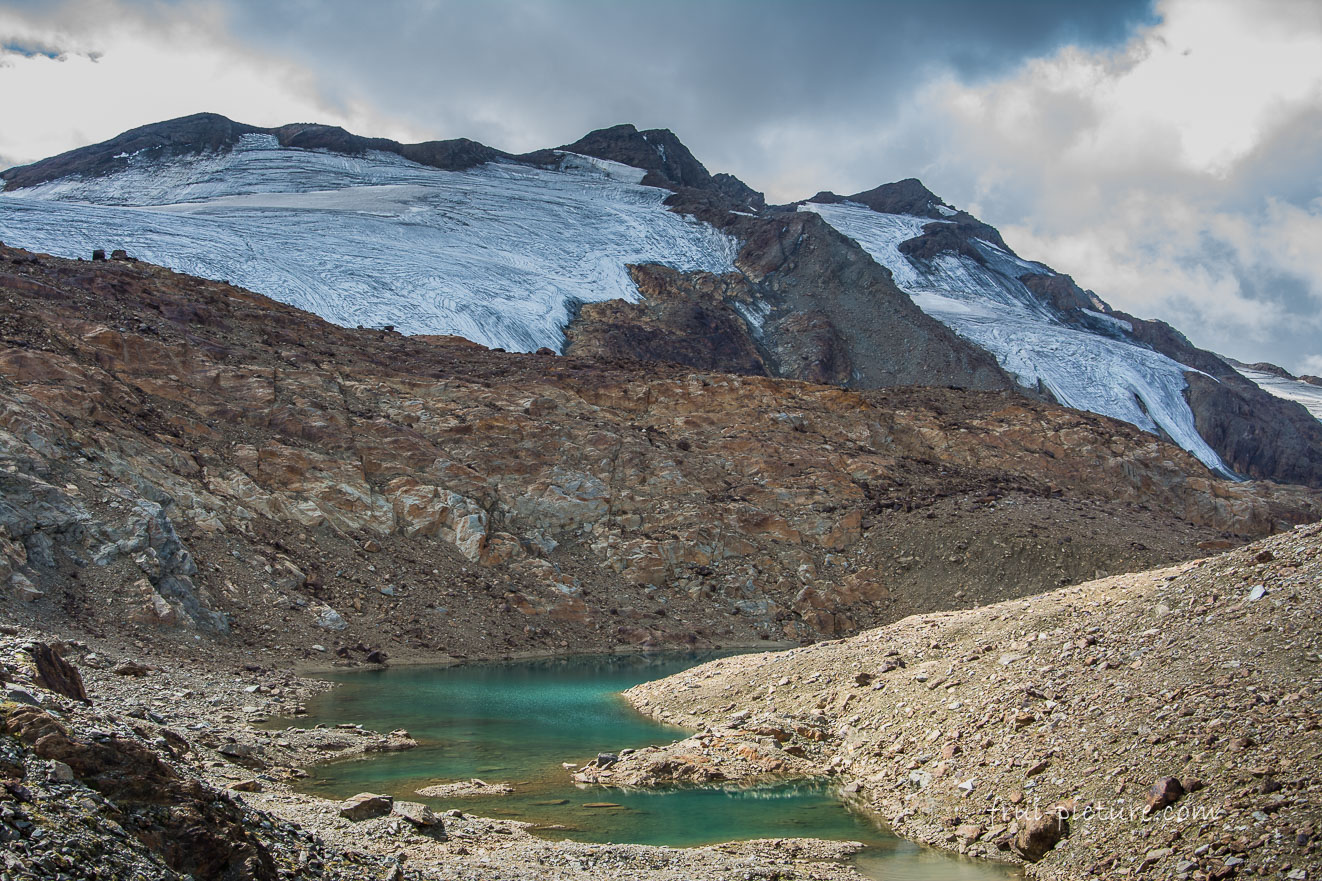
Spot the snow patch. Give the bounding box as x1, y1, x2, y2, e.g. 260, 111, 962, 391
1081, 308, 1134, 333
732, 299, 772, 335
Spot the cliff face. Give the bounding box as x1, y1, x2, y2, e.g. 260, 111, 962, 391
0, 244, 1317, 658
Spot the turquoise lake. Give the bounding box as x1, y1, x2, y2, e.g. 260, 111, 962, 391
291, 653, 1020, 880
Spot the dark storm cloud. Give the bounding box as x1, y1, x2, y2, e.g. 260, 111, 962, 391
214, 0, 1154, 189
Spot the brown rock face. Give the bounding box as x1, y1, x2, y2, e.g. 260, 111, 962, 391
22, 642, 89, 703
565, 265, 768, 375
570, 211, 1020, 393
0, 244, 1316, 657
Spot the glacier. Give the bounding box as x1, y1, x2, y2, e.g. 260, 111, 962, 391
0, 135, 737, 352
801, 201, 1232, 474
1236, 368, 1322, 423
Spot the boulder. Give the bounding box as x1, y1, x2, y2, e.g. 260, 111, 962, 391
1144, 776, 1185, 813
111, 659, 152, 677
392, 800, 440, 828
338, 792, 393, 821
23, 642, 89, 704
1013, 811, 1069, 862
313, 605, 347, 631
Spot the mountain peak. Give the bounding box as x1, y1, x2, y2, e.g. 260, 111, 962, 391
556, 124, 764, 210
807, 178, 951, 219
847, 178, 950, 218
1, 114, 511, 191
559, 124, 712, 191
1, 112, 262, 189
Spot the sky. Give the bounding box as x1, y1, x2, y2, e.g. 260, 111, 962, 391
2, 0, 1320, 374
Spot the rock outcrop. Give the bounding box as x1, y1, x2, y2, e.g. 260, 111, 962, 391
1, 702, 280, 879
548, 123, 764, 211
567, 210, 1020, 393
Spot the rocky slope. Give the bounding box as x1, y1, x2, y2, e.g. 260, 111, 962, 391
624, 524, 1322, 880
1, 245, 1318, 661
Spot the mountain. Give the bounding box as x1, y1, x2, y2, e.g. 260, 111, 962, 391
0, 241, 1317, 653
2, 113, 1320, 488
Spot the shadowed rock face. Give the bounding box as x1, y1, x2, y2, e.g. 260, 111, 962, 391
1018, 272, 1102, 315
570, 211, 1018, 392
736, 211, 1018, 390
1075, 310, 1322, 488
1184, 373, 1322, 487
0, 243, 1316, 655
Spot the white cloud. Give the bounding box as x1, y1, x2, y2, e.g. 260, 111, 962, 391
0, 0, 426, 167
912, 0, 1322, 373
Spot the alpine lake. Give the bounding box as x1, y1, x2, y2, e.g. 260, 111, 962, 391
280, 652, 1022, 880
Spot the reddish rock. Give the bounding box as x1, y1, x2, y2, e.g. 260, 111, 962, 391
1144, 776, 1185, 813
1012, 811, 1069, 862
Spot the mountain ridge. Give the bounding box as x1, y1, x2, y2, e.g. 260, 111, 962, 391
2, 113, 1320, 489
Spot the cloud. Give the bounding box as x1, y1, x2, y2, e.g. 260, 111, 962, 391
0, 0, 428, 166
901, 0, 1322, 373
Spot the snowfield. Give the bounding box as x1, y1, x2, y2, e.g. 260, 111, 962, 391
0, 135, 737, 352
1236, 368, 1322, 422
801, 201, 1232, 475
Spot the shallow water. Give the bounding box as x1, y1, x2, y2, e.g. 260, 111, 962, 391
288, 653, 1019, 879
